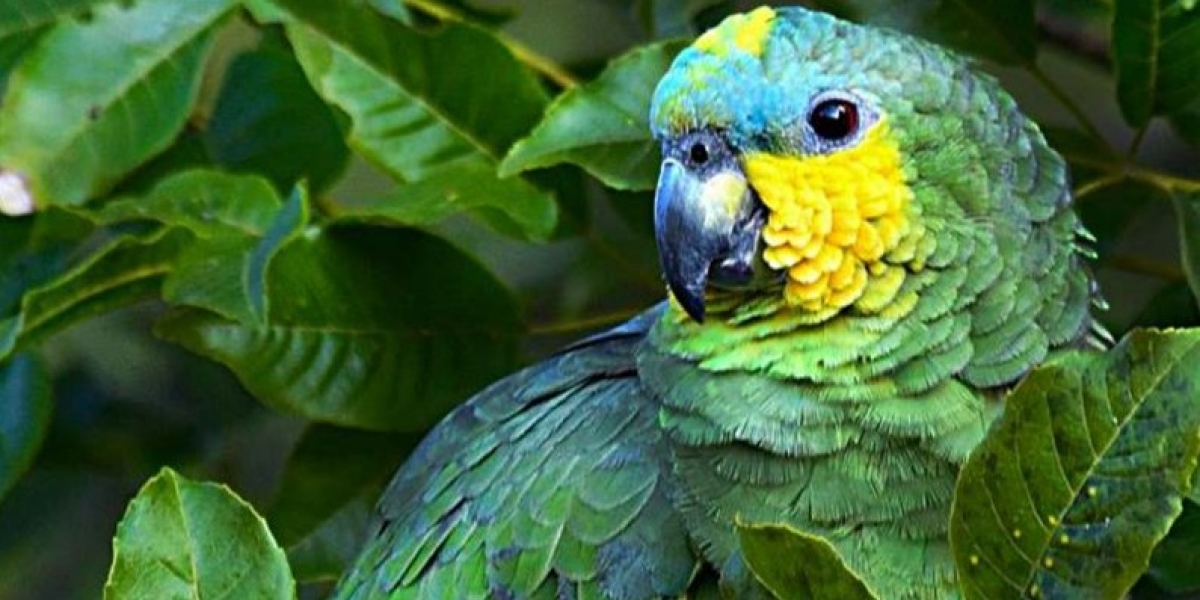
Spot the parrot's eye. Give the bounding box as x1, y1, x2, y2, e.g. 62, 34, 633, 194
688, 142, 710, 167
808, 99, 859, 141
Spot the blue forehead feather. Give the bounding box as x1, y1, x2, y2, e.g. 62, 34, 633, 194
649, 7, 919, 152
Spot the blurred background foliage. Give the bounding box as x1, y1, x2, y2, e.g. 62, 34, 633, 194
0, 0, 1199, 598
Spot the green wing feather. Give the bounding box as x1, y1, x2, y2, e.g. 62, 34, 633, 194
334, 308, 699, 600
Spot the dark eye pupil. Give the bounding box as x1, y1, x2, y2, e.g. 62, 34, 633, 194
809, 99, 859, 141
689, 142, 709, 166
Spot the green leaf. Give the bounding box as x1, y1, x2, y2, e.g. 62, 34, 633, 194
951, 328, 1200, 600
269, 425, 415, 581
97, 169, 283, 237
1146, 500, 1200, 595
1113, 0, 1200, 126
0, 0, 107, 37
0, 0, 237, 207
0, 27, 42, 96
738, 523, 878, 600
104, 467, 295, 600
500, 41, 684, 191
0, 354, 51, 500
333, 161, 558, 239
204, 42, 349, 193
260, 0, 557, 240
366, 0, 411, 24
1175, 192, 1200, 309
0, 227, 189, 361
156, 225, 523, 431
95, 169, 290, 325
247, 185, 309, 324
812, 0, 1037, 65
0, 209, 94, 316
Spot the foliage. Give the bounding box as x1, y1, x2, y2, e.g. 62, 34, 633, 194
104, 467, 294, 599
0, 1, 1199, 599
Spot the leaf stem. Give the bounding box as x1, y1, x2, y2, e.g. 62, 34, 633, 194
404, 0, 580, 89
1073, 173, 1125, 200
1062, 153, 1200, 194
1029, 65, 1109, 148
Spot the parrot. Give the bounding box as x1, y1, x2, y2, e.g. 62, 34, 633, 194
333, 6, 1103, 599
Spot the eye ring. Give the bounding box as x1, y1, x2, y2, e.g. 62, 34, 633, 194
808, 97, 860, 142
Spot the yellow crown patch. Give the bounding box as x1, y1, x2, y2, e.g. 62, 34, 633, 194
694, 6, 776, 57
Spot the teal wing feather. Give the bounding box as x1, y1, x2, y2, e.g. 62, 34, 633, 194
334, 306, 699, 600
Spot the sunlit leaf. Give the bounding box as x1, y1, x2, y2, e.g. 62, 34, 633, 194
738, 523, 878, 600
104, 468, 294, 599
812, 0, 1036, 65
1113, 0, 1200, 126
0, 0, 107, 37
1175, 192, 1200, 309
97, 169, 283, 237
95, 169, 294, 325
500, 41, 685, 191
0, 0, 237, 207
204, 42, 349, 193
156, 224, 523, 431
0, 354, 51, 500
333, 161, 558, 238
951, 329, 1200, 600
254, 0, 557, 240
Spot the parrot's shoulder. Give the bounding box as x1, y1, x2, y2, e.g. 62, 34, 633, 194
335, 303, 700, 600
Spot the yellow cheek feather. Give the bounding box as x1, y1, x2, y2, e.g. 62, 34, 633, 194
694, 6, 775, 57
744, 121, 921, 314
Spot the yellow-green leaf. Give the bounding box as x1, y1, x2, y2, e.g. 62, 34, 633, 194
500, 41, 686, 191
738, 523, 878, 600
104, 468, 295, 599
951, 328, 1200, 600
0, 0, 237, 207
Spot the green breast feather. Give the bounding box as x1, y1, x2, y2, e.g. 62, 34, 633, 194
334, 6, 1100, 600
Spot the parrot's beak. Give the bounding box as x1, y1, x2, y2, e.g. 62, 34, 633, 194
654, 157, 767, 322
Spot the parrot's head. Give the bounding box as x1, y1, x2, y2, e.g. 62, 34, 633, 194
649, 6, 1070, 323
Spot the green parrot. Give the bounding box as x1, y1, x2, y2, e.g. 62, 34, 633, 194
334, 6, 1103, 599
